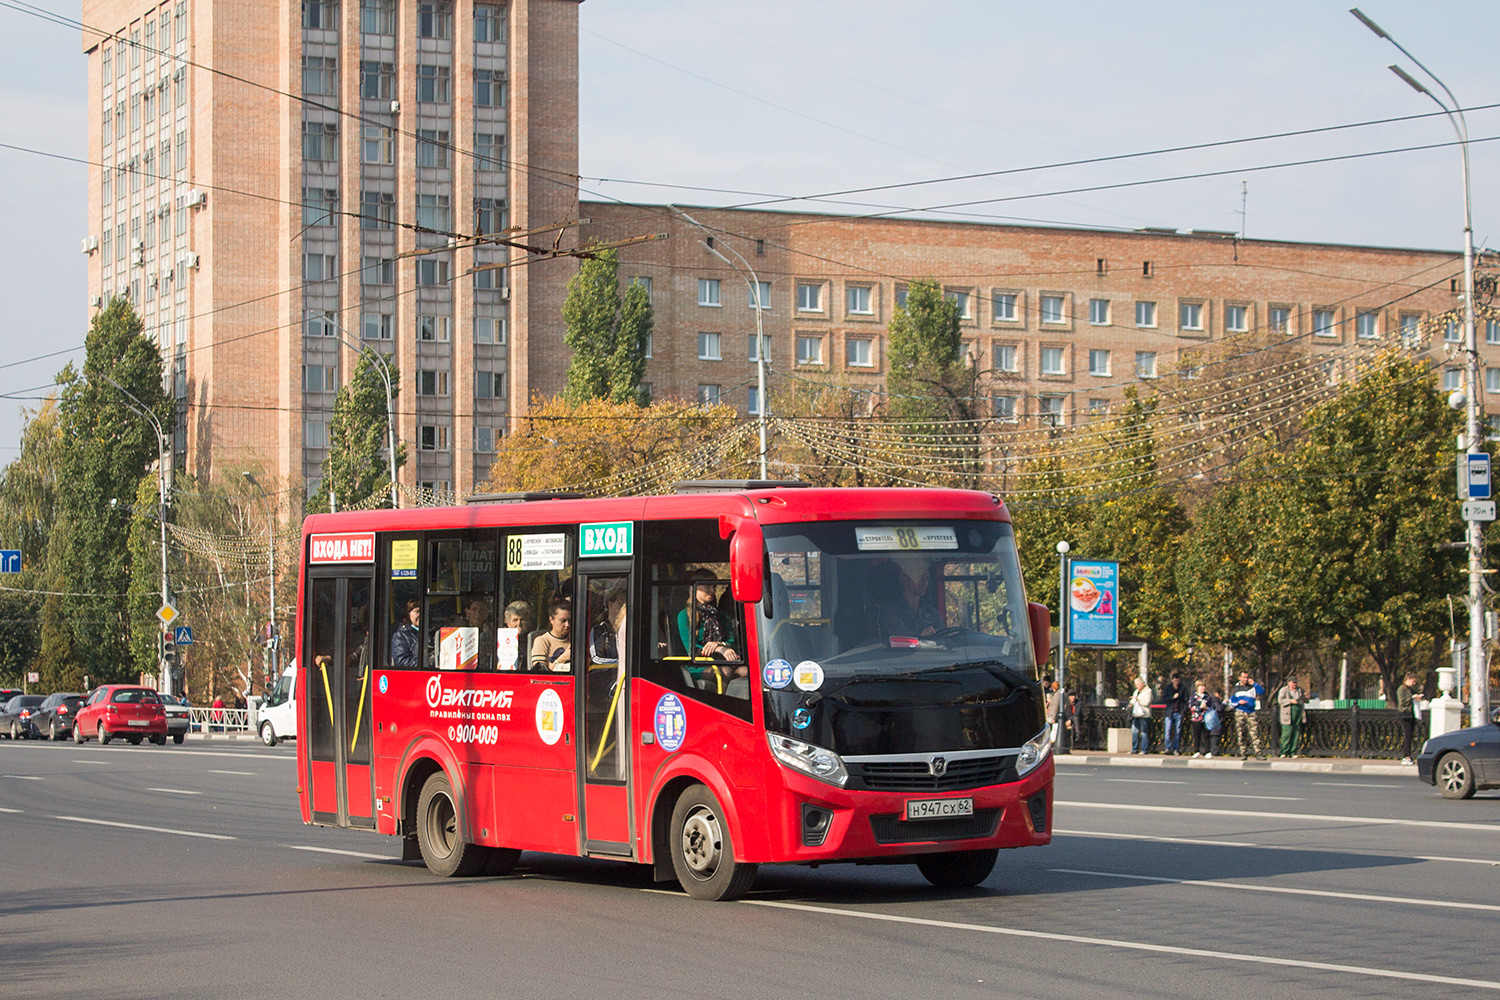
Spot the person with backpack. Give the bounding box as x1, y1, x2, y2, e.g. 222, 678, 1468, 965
1228, 670, 1265, 759
1189, 680, 1220, 757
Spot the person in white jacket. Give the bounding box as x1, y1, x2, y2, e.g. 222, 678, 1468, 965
1129, 677, 1153, 754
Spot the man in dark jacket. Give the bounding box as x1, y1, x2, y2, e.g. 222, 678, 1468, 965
1161, 672, 1189, 754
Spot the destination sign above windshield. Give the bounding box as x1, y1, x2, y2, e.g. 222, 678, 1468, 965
855, 526, 958, 551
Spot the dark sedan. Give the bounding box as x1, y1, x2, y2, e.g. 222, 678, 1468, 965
0, 694, 46, 739
32, 692, 84, 740
1417, 709, 1500, 798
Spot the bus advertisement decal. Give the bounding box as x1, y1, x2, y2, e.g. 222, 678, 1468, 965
535, 688, 564, 745
763, 658, 793, 690
793, 660, 825, 692
654, 693, 686, 752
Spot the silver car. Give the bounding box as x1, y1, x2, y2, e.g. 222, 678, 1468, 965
160, 699, 190, 744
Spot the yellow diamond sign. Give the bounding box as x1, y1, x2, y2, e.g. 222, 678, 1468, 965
156, 603, 179, 626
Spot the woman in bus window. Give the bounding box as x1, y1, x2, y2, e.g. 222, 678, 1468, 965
390, 600, 421, 667
678, 570, 745, 691
529, 598, 572, 672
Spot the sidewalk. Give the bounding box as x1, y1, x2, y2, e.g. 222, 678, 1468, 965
1054, 751, 1411, 776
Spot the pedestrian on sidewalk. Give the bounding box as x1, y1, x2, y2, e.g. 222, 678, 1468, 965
1128, 676, 1153, 753
1207, 688, 1225, 756
1162, 671, 1189, 754
1228, 670, 1265, 759
1278, 676, 1308, 757
1060, 691, 1078, 754
1189, 680, 1217, 757
210, 694, 225, 733
1396, 672, 1424, 765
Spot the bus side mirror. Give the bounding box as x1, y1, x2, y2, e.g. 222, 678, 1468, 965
720, 515, 765, 604
1027, 602, 1051, 671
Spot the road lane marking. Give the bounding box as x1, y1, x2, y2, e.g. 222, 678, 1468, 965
1050, 868, 1500, 913
284, 845, 391, 860
53, 816, 235, 840
742, 898, 1500, 991
0, 806, 20, 813
147, 787, 201, 795
72, 759, 111, 765
2, 774, 42, 780
209, 770, 256, 776
1310, 782, 1401, 788
1057, 800, 1500, 832
1054, 828, 1500, 865
1198, 793, 1304, 801
1101, 778, 1185, 785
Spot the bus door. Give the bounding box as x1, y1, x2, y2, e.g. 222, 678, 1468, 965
304, 571, 376, 829
577, 566, 634, 856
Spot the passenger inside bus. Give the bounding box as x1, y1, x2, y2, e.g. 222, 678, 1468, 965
390, 600, 421, 667
589, 586, 627, 663
678, 570, 747, 692
529, 598, 572, 672
503, 600, 533, 635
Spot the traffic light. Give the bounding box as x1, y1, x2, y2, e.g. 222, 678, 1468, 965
161, 631, 177, 672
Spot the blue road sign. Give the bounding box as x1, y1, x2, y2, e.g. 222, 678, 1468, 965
1468, 453, 1492, 499
173, 626, 194, 645
0, 550, 20, 573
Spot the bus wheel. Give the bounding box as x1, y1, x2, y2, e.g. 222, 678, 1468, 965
416, 771, 486, 877
916, 849, 998, 889
669, 785, 757, 901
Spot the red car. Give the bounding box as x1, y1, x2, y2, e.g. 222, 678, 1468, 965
73, 686, 168, 746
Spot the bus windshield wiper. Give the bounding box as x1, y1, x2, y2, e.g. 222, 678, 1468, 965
909, 659, 1030, 686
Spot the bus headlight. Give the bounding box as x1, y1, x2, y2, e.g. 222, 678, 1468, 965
767, 733, 848, 787
1016, 727, 1052, 778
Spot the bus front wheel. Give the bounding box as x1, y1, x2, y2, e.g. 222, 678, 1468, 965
415, 772, 487, 877
669, 785, 757, 901
916, 848, 998, 889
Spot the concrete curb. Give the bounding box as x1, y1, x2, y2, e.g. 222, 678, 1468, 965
1054, 753, 1412, 776
184, 730, 265, 742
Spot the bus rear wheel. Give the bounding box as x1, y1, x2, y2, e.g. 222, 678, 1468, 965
669, 785, 757, 901
916, 849, 998, 889
415, 771, 487, 877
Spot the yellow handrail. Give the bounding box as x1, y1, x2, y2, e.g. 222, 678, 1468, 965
590, 667, 624, 774
349, 664, 369, 755
318, 660, 335, 729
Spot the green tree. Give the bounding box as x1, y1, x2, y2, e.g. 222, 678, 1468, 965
309, 352, 404, 513
0, 398, 63, 683
38, 298, 170, 689
561, 248, 653, 405
886, 279, 980, 485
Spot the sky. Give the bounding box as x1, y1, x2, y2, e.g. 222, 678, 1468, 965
0, 0, 1497, 461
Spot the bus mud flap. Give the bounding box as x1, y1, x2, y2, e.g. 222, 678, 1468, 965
402, 834, 421, 861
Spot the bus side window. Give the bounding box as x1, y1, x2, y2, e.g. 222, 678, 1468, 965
499, 529, 574, 674
424, 533, 499, 671
386, 536, 421, 669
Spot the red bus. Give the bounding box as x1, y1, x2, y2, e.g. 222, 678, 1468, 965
294, 482, 1054, 900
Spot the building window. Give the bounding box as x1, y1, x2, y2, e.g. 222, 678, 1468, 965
1041, 347, 1065, 375
697, 278, 720, 307
475, 197, 504, 235
1089, 298, 1110, 325
747, 386, 762, 415
417, 1, 451, 38
1180, 302, 1204, 331
643, 332, 653, 358
1088, 349, 1110, 376
475, 425, 496, 453
847, 285, 871, 315
416, 129, 450, 168
992, 293, 1019, 322
1225, 304, 1248, 332
1038, 396, 1065, 427
1356, 311, 1379, 339
797, 282, 823, 313
362, 126, 393, 164
417, 369, 450, 396
697, 384, 722, 406
1488, 368, 1500, 394
361, 0, 395, 34
475, 132, 505, 171
304, 311, 335, 337
416, 193, 451, 231
303, 121, 338, 161
416, 258, 450, 286
1444, 319, 1461, 343
1313, 309, 1337, 337
362, 312, 392, 340
632, 276, 652, 302
419, 424, 450, 451
303, 253, 336, 282
303, 0, 336, 29
1135, 351, 1157, 378
476, 371, 503, 399
945, 290, 971, 319
1443, 368, 1462, 392
303, 56, 337, 96
362, 256, 394, 285
1135, 301, 1157, 328
847, 337, 874, 367
1488, 319, 1500, 345
304, 421, 328, 449
1269, 306, 1291, 335
303, 365, 336, 392
360, 190, 394, 229
748, 333, 769, 362
1089, 399, 1110, 415
474, 4, 505, 43
416, 64, 451, 104
303, 187, 337, 228
417, 314, 451, 342
993, 395, 1017, 421
1040, 295, 1065, 325
360, 60, 394, 100
749, 280, 771, 310
796, 335, 824, 365
993, 343, 1018, 373
474, 317, 504, 344
895, 285, 908, 309
697, 332, 722, 360
475, 69, 505, 107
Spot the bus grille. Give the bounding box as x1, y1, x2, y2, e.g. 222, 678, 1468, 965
851, 755, 1014, 792
869, 809, 1001, 845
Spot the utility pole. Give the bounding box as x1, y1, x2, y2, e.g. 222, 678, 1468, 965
1055, 541, 1070, 693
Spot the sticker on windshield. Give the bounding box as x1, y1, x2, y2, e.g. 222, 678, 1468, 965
855, 526, 958, 551
792, 707, 812, 730
763, 658, 793, 690
378, 675, 388, 694
536, 688, 564, 746
655, 693, 686, 752
793, 660, 825, 692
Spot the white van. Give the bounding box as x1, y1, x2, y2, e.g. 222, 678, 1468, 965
258, 662, 297, 746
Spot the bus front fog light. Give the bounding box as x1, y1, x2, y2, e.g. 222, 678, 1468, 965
768, 733, 848, 787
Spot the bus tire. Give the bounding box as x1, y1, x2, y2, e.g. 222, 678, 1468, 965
415, 771, 486, 877
481, 847, 521, 877
669, 784, 757, 901
916, 849, 998, 889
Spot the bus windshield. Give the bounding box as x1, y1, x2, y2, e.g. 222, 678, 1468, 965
759, 520, 1035, 681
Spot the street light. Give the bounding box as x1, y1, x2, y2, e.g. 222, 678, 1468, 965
242, 472, 278, 682
1056, 540, 1070, 693
1351, 8, 1488, 723
99, 374, 175, 697
321, 312, 400, 509
671, 208, 770, 479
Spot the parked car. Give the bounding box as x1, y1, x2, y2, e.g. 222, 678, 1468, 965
1417, 708, 1500, 798
72, 686, 168, 746
0, 694, 46, 739
31, 692, 83, 740
160, 697, 190, 744
258, 662, 297, 746
0, 688, 21, 704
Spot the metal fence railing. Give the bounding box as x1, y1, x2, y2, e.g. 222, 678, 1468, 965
188, 707, 251, 732
1067, 706, 1427, 759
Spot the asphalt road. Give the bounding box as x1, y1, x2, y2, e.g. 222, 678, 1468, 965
2, 742, 1497, 1000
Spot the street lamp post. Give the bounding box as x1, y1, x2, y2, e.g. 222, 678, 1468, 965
322, 313, 400, 508
101, 375, 174, 697
671, 208, 770, 479
242, 472, 278, 682
1352, 8, 1488, 723
1056, 540, 1070, 694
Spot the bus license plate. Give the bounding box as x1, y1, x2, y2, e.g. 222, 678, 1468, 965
905, 797, 973, 821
